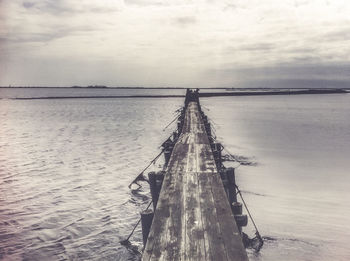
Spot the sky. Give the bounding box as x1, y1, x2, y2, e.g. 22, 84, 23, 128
0, 0, 350, 88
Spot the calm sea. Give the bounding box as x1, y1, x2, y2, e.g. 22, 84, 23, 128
1, 88, 349, 260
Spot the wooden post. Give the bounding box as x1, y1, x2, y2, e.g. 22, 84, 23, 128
162, 138, 174, 167
203, 115, 208, 124
205, 122, 211, 137
217, 143, 222, 169
177, 120, 182, 133
219, 169, 229, 197
208, 135, 215, 146
213, 143, 222, 170
148, 172, 157, 210
172, 131, 178, 141
231, 202, 242, 215
141, 209, 154, 247
148, 171, 164, 210
234, 214, 248, 234
164, 146, 173, 166
226, 168, 237, 203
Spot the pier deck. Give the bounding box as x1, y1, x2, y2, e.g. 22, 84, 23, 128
142, 101, 248, 260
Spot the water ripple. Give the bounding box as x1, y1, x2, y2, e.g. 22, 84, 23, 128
0, 97, 181, 260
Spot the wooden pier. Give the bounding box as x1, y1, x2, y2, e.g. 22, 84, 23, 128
142, 90, 249, 260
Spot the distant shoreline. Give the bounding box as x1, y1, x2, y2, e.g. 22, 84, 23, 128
2, 86, 188, 89
14, 95, 185, 100
1, 86, 350, 91
9, 88, 347, 100
199, 88, 348, 97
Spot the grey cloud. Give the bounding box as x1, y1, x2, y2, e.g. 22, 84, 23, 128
207, 63, 350, 88
322, 29, 350, 42
228, 44, 317, 54
124, 0, 191, 7
223, 2, 248, 11
286, 47, 317, 54
240, 43, 275, 52
224, 3, 238, 10
225, 43, 276, 54
124, 0, 166, 6
173, 16, 196, 27
290, 56, 321, 64
231, 64, 350, 78
35, 0, 74, 14
22, 0, 119, 15
3, 25, 95, 43
257, 78, 350, 89
293, 0, 310, 8
0, 37, 7, 43
225, 43, 320, 63
23, 2, 35, 9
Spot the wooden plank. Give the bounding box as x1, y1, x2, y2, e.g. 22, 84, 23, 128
211, 172, 249, 260
184, 171, 206, 260
198, 171, 227, 261
142, 101, 248, 261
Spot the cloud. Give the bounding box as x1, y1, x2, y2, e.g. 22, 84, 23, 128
321, 28, 350, 42
21, 0, 120, 15
173, 16, 196, 27
124, 0, 166, 7
22, 0, 77, 14
206, 63, 350, 88
256, 79, 350, 89
2, 25, 95, 43
23, 1, 35, 9
233, 43, 276, 52
1, 0, 350, 87
0, 0, 117, 46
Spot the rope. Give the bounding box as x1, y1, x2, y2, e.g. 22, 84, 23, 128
129, 112, 182, 188
221, 145, 242, 169
120, 200, 153, 245
201, 105, 210, 111
129, 105, 185, 188
205, 113, 219, 131
163, 112, 181, 131
210, 134, 241, 169
174, 107, 183, 114
128, 149, 164, 188
235, 184, 264, 250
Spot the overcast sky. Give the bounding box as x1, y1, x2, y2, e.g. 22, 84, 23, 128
0, 0, 350, 87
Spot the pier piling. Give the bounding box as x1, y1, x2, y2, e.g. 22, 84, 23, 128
148, 171, 164, 210
141, 209, 154, 246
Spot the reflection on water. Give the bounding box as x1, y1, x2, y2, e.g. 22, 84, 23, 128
1, 90, 350, 260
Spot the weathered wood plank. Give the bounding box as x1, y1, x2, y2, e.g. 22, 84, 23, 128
211, 173, 249, 260
198, 171, 227, 261
142, 101, 248, 261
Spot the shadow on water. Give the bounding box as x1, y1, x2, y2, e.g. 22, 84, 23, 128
262, 236, 319, 247
247, 235, 319, 260
130, 187, 150, 203
222, 153, 258, 167
233, 155, 258, 166
119, 183, 152, 258
240, 190, 270, 197
122, 241, 142, 261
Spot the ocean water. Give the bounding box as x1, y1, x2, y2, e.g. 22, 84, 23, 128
0, 89, 349, 260
201, 94, 350, 261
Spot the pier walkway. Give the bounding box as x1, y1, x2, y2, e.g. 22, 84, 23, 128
142, 97, 248, 260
